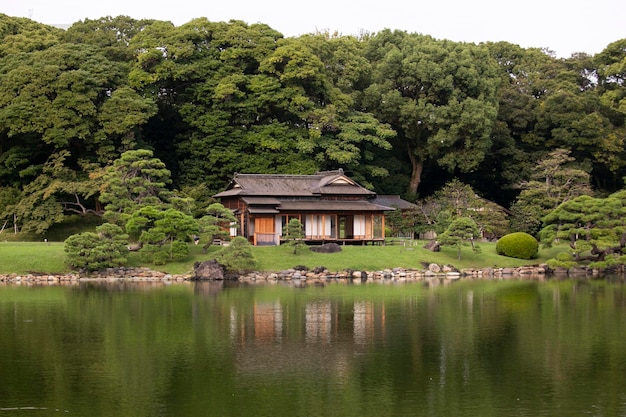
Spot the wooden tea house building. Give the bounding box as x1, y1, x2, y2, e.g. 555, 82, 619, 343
214, 169, 397, 246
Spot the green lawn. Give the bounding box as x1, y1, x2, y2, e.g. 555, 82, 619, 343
0, 240, 566, 275
253, 241, 564, 272
0, 242, 68, 274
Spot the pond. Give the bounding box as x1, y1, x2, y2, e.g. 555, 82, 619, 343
1, 277, 626, 417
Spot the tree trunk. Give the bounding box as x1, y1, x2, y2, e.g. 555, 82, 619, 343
407, 147, 424, 196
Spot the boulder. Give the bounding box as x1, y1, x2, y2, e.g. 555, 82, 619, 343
423, 240, 440, 252
312, 266, 327, 274
309, 243, 342, 253
193, 260, 225, 280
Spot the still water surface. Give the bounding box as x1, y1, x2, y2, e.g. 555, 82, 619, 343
1, 277, 626, 417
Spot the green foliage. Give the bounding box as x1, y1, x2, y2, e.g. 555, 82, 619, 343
170, 240, 190, 259
282, 218, 307, 254
11, 151, 104, 234
384, 208, 414, 237
435, 210, 454, 235
0, 14, 63, 56
139, 244, 169, 265
198, 203, 238, 252
100, 150, 173, 226
0, 22, 156, 235
545, 252, 578, 269
496, 232, 539, 260
62, 16, 158, 62
126, 206, 199, 263
412, 179, 509, 238
540, 189, 626, 265
510, 149, 592, 235
438, 217, 481, 260
1, 14, 626, 241
363, 31, 500, 195
215, 236, 257, 274
64, 223, 128, 271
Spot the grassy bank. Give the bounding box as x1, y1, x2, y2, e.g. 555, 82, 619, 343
0, 242, 68, 274
0, 240, 564, 275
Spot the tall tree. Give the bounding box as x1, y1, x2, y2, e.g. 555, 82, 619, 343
128, 20, 394, 192
593, 39, 626, 187
12, 151, 103, 234
99, 149, 173, 226
292, 33, 396, 187
362, 30, 500, 196
478, 43, 557, 204
0, 37, 155, 232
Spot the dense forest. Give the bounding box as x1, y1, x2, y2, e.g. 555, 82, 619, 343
0, 13, 625, 242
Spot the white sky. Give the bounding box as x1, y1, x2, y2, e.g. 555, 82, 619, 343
2, 0, 625, 58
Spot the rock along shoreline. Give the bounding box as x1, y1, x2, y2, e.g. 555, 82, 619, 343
0, 264, 619, 285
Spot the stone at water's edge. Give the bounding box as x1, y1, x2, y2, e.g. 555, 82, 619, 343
193, 260, 225, 280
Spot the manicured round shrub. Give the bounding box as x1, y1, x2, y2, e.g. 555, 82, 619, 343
496, 232, 539, 259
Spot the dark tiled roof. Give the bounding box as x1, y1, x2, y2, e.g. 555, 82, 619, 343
277, 200, 393, 212
247, 207, 280, 214
214, 169, 375, 198
241, 197, 281, 205
371, 195, 417, 210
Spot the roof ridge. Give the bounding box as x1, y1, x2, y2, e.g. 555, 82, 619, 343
234, 173, 326, 178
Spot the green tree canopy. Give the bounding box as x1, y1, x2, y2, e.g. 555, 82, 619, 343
510, 148, 592, 235
0, 35, 155, 234
125, 205, 199, 264
100, 149, 173, 225
540, 190, 626, 267
0, 14, 63, 56
363, 30, 500, 196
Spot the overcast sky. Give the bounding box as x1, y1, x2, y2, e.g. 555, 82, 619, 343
2, 0, 625, 58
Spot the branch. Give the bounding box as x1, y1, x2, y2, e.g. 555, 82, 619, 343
61, 194, 104, 217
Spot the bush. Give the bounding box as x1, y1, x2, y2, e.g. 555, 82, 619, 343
496, 232, 539, 259
64, 223, 128, 271
216, 236, 257, 274
139, 244, 169, 265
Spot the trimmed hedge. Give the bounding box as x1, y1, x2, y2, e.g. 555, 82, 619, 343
496, 232, 539, 259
